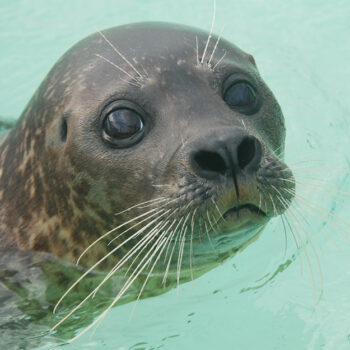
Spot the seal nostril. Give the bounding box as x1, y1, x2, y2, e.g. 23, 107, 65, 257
193, 150, 227, 176
237, 137, 256, 170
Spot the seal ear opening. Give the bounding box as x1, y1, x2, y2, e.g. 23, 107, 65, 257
60, 118, 68, 142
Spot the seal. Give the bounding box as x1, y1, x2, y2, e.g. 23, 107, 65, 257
0, 22, 295, 334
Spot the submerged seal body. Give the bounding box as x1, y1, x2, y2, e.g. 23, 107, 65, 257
0, 22, 294, 286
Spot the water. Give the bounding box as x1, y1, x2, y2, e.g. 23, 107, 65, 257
1, 0, 350, 349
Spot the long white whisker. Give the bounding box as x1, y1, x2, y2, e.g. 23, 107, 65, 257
189, 208, 197, 281
283, 209, 317, 307
95, 54, 141, 85
211, 198, 225, 221
123, 210, 179, 277
289, 178, 350, 200
53, 209, 171, 315
176, 212, 192, 288
207, 26, 224, 67
195, 36, 199, 65
77, 206, 166, 265
69, 226, 171, 342
212, 50, 226, 70
204, 219, 217, 254
99, 31, 143, 79
281, 197, 323, 308
107, 208, 169, 246
283, 188, 350, 240
114, 197, 167, 216
162, 217, 184, 286
52, 218, 166, 331
101, 221, 169, 290
129, 221, 177, 318
201, 0, 216, 64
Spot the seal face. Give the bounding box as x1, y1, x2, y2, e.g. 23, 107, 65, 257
0, 22, 294, 283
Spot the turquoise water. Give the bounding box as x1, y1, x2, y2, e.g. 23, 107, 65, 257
1, 0, 350, 349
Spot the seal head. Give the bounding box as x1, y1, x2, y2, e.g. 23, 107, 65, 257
0, 22, 294, 281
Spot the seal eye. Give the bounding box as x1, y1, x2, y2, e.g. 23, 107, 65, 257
104, 108, 143, 139
224, 81, 256, 108
103, 108, 144, 146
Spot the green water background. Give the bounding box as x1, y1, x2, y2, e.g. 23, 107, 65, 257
1, 0, 350, 349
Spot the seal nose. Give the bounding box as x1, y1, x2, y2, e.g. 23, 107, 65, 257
190, 134, 262, 180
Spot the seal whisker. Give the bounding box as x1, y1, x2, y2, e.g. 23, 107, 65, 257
53, 219, 166, 332
98, 31, 144, 80
69, 226, 172, 342
123, 210, 179, 277
92, 221, 166, 300
96, 221, 172, 305
189, 208, 198, 281
280, 214, 289, 258
177, 226, 188, 290
91, 232, 169, 339
286, 191, 341, 251
201, 0, 216, 64
285, 158, 324, 167
282, 166, 350, 173
282, 188, 350, 240
139, 63, 149, 79
137, 198, 178, 210
211, 198, 226, 222
195, 35, 199, 65
114, 197, 167, 216
278, 201, 300, 250
289, 198, 342, 251
287, 178, 350, 200
204, 219, 217, 254
291, 183, 350, 212
53, 209, 171, 315
108, 207, 169, 246
162, 217, 185, 286
152, 183, 173, 188
281, 196, 324, 271
283, 209, 318, 309
120, 77, 143, 88
207, 26, 224, 68
102, 210, 177, 283
288, 200, 324, 251
177, 212, 192, 288
212, 49, 226, 70
122, 224, 166, 277
268, 193, 278, 216
102, 220, 168, 285
281, 197, 324, 308
281, 188, 350, 247
160, 207, 182, 260
161, 218, 178, 265
77, 206, 166, 264
207, 210, 219, 235
276, 197, 305, 273
278, 176, 350, 213
271, 144, 285, 158
129, 221, 178, 317
95, 54, 141, 86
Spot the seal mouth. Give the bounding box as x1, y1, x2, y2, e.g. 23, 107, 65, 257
223, 203, 266, 218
